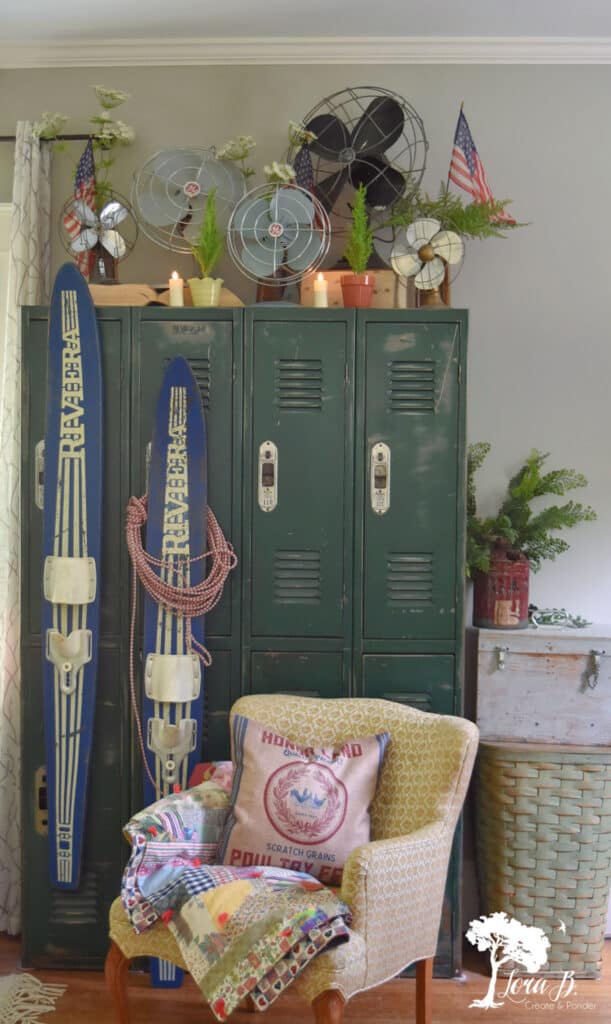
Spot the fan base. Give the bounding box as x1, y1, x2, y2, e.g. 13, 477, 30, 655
88, 244, 118, 285
418, 286, 445, 308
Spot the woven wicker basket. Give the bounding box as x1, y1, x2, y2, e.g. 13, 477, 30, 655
476, 741, 611, 978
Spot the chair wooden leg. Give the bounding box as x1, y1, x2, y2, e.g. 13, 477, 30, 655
312, 989, 345, 1024
105, 941, 131, 1024
415, 957, 433, 1024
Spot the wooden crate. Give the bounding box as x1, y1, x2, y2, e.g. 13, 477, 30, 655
472, 625, 611, 744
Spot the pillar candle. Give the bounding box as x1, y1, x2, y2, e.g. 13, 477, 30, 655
168, 271, 184, 307
313, 272, 328, 308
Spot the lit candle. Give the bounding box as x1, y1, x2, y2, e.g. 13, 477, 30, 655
168, 271, 184, 307
313, 272, 328, 308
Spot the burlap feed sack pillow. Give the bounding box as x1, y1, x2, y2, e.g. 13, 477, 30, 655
217, 714, 390, 886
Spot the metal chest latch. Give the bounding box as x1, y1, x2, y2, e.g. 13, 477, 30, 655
586, 649, 607, 689
494, 646, 510, 671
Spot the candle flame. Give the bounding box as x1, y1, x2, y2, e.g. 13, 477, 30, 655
317, 272, 324, 281
171, 271, 179, 281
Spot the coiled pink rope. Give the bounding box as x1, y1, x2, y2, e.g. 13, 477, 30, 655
126, 493, 238, 795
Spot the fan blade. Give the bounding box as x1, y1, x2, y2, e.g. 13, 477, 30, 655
70, 228, 98, 253
283, 229, 324, 272
350, 157, 406, 209
270, 187, 315, 226
233, 196, 271, 237
136, 181, 189, 227
100, 229, 127, 260
315, 167, 349, 213
99, 200, 128, 230
240, 237, 282, 278
350, 97, 405, 156
431, 230, 464, 266
306, 114, 350, 159
390, 246, 421, 279
415, 257, 446, 290
405, 218, 441, 249
70, 201, 97, 227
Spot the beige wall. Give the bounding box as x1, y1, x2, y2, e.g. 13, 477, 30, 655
1, 63, 610, 620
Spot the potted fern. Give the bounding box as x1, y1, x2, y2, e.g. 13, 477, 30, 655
467, 444, 596, 629
341, 183, 374, 308
188, 189, 224, 306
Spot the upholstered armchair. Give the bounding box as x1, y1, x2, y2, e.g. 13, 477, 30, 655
106, 694, 478, 1024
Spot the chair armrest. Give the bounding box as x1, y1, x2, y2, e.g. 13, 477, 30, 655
340, 820, 454, 987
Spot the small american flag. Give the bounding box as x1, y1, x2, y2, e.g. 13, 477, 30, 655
63, 138, 97, 277
449, 109, 515, 225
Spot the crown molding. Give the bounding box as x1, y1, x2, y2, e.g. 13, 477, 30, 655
2, 35, 611, 68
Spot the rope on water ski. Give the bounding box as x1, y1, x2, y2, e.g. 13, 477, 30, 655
126, 494, 238, 795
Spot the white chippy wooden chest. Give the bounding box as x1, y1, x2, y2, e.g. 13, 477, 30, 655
471, 624, 611, 744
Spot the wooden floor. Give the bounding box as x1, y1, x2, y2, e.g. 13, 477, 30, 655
2, 934, 610, 1023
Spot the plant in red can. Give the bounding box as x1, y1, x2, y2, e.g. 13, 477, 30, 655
467, 444, 596, 629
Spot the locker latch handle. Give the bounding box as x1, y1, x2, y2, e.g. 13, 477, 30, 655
35, 439, 45, 510
370, 442, 391, 515
258, 441, 278, 513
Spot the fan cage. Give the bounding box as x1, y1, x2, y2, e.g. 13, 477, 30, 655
227, 183, 331, 286
287, 85, 428, 230
131, 147, 245, 255
59, 189, 138, 263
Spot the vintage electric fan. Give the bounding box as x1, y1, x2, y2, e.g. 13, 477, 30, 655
287, 85, 428, 258
131, 147, 244, 254
59, 192, 138, 283
227, 183, 330, 289
389, 217, 464, 306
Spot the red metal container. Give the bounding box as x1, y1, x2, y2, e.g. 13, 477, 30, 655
473, 557, 530, 629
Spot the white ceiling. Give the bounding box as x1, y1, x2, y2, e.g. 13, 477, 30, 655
3, 0, 611, 66
4, 0, 611, 42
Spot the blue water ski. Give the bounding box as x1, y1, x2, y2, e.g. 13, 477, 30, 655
41, 262, 103, 890
142, 356, 207, 988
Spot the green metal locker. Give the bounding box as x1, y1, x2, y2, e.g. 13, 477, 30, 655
242, 308, 356, 698
21, 307, 132, 967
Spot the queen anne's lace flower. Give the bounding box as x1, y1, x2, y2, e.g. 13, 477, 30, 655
94, 85, 130, 110
264, 161, 296, 184
32, 112, 69, 139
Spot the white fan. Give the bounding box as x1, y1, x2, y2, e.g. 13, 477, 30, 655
227, 183, 330, 286
132, 147, 244, 253
390, 218, 464, 305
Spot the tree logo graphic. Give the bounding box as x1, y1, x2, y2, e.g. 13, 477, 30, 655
466, 911, 551, 1008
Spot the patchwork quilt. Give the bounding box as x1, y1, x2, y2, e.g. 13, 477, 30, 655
121, 767, 351, 1020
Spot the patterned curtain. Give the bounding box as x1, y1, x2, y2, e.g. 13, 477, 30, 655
0, 122, 51, 934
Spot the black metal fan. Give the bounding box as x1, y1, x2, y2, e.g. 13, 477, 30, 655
288, 86, 427, 230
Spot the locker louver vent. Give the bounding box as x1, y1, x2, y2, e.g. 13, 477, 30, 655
273, 550, 321, 604
387, 553, 433, 604
163, 356, 210, 409
50, 870, 100, 927
275, 359, 322, 411
387, 360, 435, 413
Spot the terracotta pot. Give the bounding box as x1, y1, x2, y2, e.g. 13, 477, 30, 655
340, 273, 374, 308
473, 556, 530, 629
188, 276, 223, 307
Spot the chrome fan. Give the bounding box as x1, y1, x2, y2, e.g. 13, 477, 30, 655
59, 191, 138, 283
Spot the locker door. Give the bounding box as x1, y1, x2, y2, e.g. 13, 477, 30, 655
245, 310, 354, 641
357, 313, 467, 642
132, 309, 242, 762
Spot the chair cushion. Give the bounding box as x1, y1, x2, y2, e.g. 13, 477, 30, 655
217, 714, 389, 885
